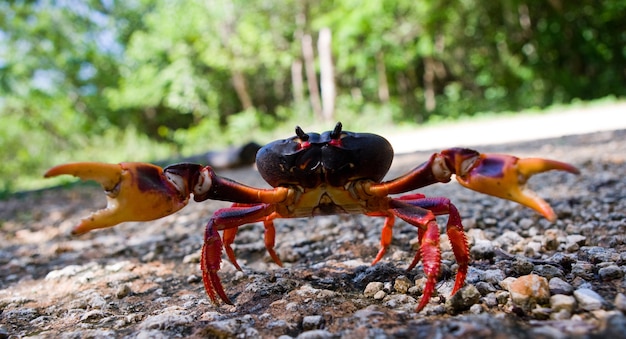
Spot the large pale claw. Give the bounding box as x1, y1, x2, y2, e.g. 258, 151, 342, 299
45, 162, 190, 235
454, 155, 579, 222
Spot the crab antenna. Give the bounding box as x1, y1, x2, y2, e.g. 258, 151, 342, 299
330, 122, 343, 139
295, 126, 310, 141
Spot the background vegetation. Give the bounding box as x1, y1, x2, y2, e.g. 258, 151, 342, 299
1, 0, 625, 193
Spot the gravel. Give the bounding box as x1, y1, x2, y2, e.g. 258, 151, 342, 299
1, 127, 625, 338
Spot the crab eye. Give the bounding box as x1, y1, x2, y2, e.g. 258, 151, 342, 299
329, 122, 344, 146
294, 126, 311, 149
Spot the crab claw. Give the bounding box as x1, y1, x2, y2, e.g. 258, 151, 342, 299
45, 162, 196, 235
448, 151, 579, 222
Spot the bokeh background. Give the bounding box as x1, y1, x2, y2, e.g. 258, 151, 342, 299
1, 0, 624, 193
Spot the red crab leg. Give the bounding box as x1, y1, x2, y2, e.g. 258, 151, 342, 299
221, 204, 284, 269
201, 203, 279, 305
386, 199, 441, 312
399, 195, 469, 296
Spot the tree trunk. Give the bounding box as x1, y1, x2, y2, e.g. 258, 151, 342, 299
317, 28, 335, 121
291, 60, 304, 105
423, 57, 436, 112
231, 70, 253, 110
376, 51, 389, 103
301, 34, 323, 120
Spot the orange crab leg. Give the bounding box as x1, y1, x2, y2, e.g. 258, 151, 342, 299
45, 162, 291, 235
44, 162, 190, 235
370, 148, 579, 222
451, 154, 579, 221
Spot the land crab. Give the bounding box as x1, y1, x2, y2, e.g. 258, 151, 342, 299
45, 122, 579, 312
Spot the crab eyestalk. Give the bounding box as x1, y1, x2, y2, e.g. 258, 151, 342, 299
44, 162, 200, 234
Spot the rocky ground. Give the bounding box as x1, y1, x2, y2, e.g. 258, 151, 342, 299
1, 128, 625, 338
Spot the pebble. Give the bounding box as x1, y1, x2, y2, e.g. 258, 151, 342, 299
203, 315, 258, 337
565, 235, 587, 252
571, 262, 594, 280
483, 269, 505, 285
507, 274, 550, 312
393, 275, 412, 294
139, 307, 193, 330
498, 277, 517, 291
475, 281, 496, 295
482, 293, 498, 307
551, 309, 572, 321
80, 310, 109, 322
579, 246, 619, 264
574, 288, 605, 311
598, 265, 624, 280
550, 294, 577, 313
470, 240, 495, 260
549, 277, 574, 295
512, 257, 534, 275
445, 285, 481, 314
469, 304, 483, 314
302, 315, 324, 331
494, 230, 524, 248
186, 274, 201, 284
116, 284, 132, 299
543, 229, 562, 251
4, 132, 626, 338
524, 241, 542, 257
296, 329, 333, 339
373, 290, 386, 300
135, 330, 169, 339
615, 293, 626, 312
364, 282, 384, 298
533, 264, 564, 280
383, 294, 417, 310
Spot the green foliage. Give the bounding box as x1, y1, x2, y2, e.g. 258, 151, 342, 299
0, 0, 625, 194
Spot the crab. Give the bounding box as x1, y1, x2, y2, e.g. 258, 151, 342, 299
45, 122, 579, 312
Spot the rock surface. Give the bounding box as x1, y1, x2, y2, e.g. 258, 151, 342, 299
1, 128, 625, 338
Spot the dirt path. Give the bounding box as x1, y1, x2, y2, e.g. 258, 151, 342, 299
1, 126, 625, 338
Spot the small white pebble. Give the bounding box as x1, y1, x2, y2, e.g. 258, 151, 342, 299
364, 282, 384, 298
373, 290, 386, 300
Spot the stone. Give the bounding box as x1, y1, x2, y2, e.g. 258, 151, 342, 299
615, 293, 626, 312
598, 265, 624, 280
549, 277, 574, 295
445, 285, 481, 314
115, 284, 132, 299
550, 294, 576, 313
532, 265, 564, 280
507, 274, 550, 312
296, 329, 333, 339
139, 307, 194, 331
393, 275, 412, 294
364, 282, 384, 298
471, 240, 495, 260
302, 315, 324, 331
574, 288, 605, 311
512, 257, 535, 276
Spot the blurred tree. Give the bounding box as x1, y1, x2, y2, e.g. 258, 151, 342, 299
0, 0, 140, 191
106, 0, 300, 140
0, 0, 624, 193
